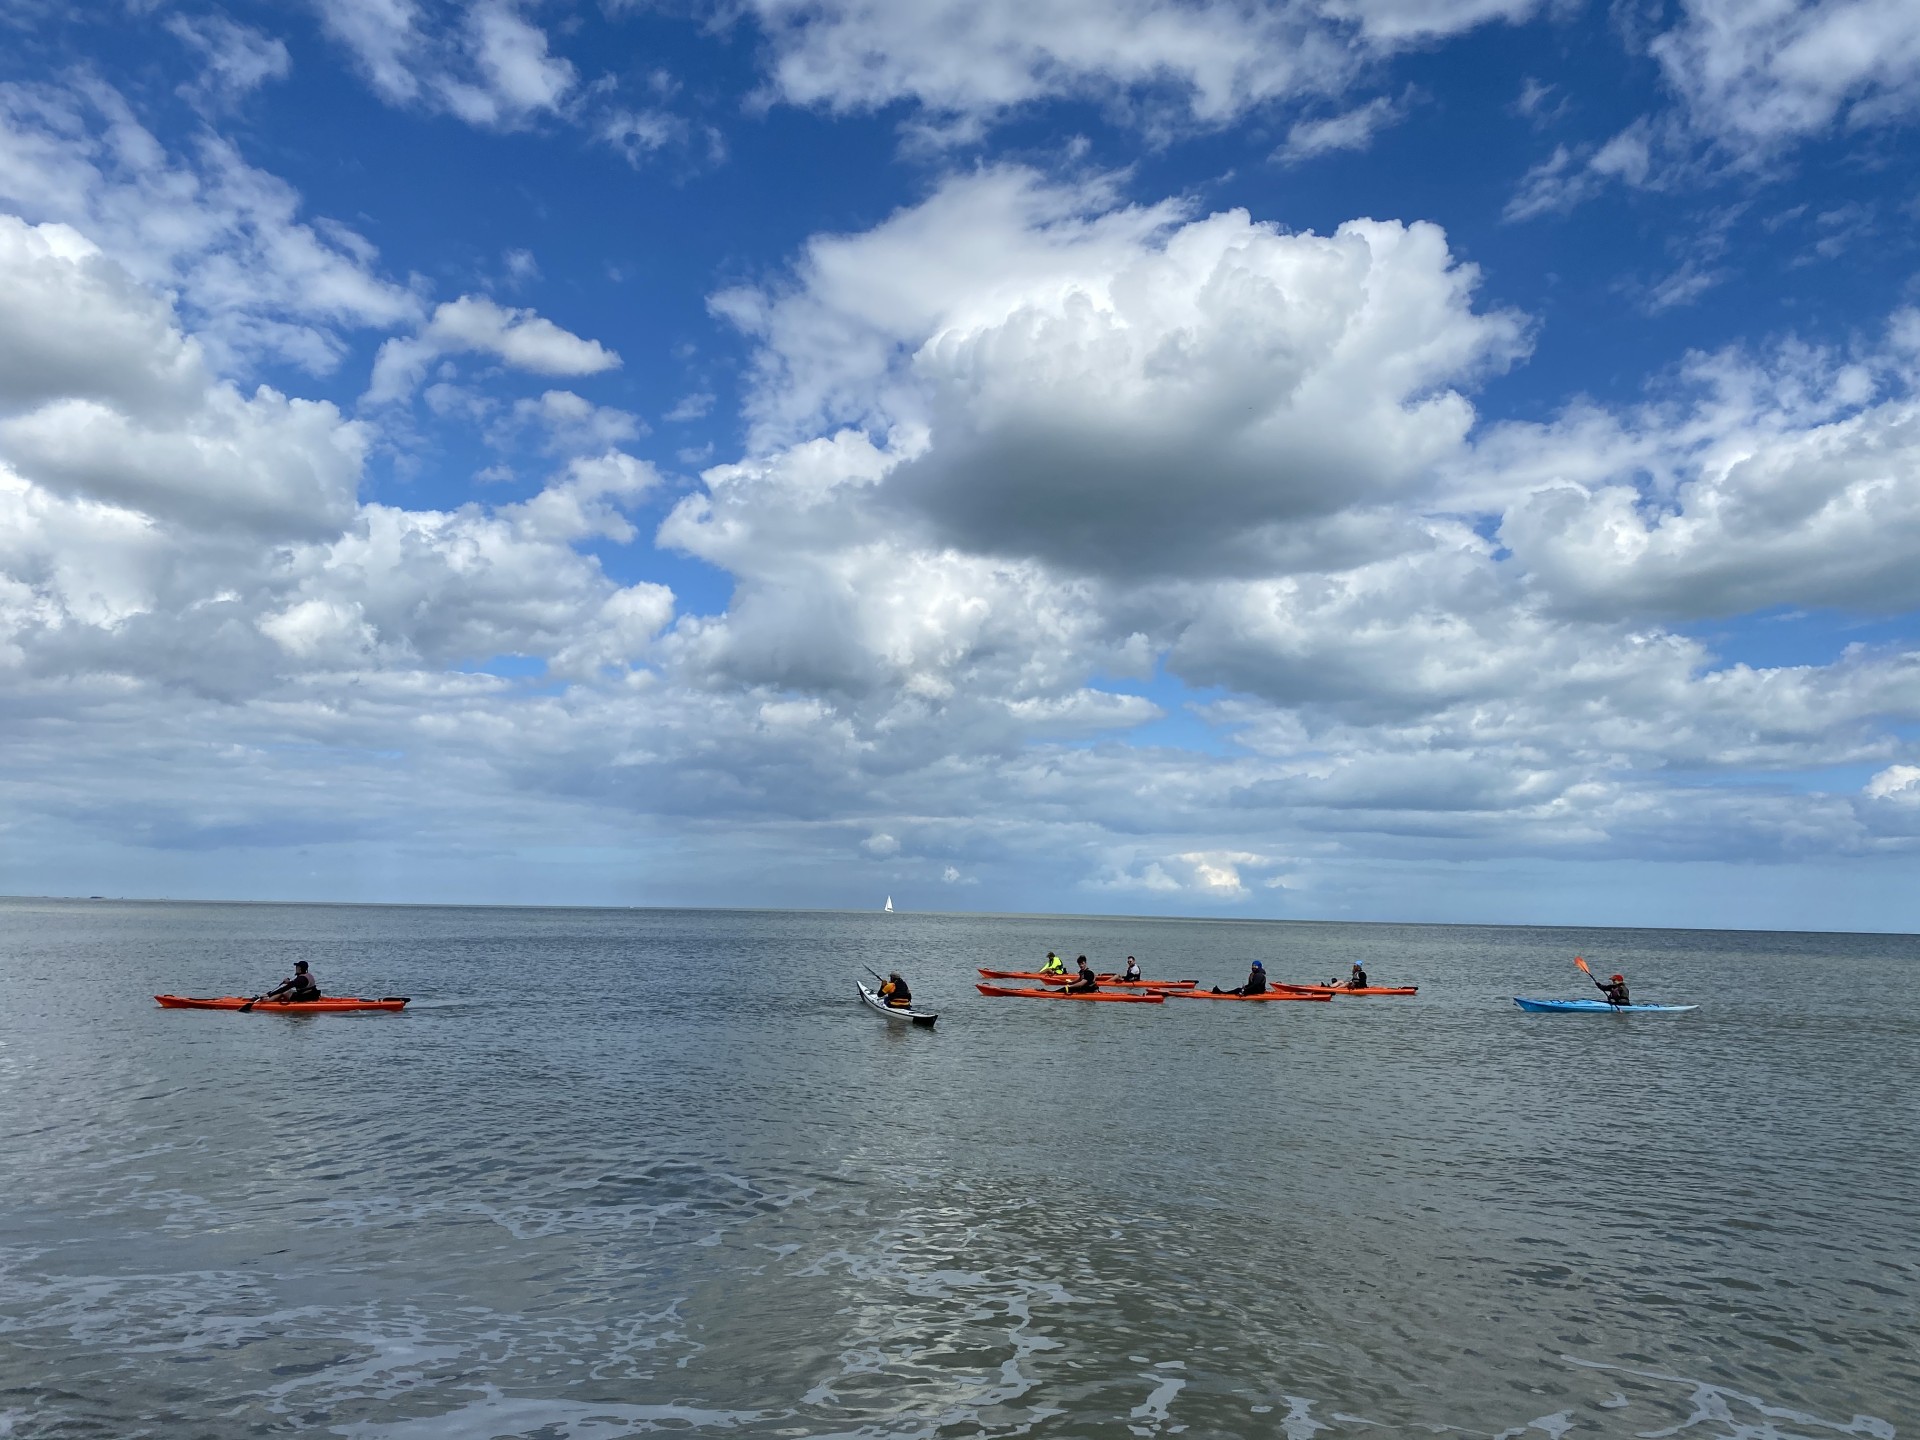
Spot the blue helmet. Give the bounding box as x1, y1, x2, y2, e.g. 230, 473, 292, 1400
1251, 960, 1264, 969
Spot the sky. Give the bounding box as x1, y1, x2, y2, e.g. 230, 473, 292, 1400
3, 0, 1920, 929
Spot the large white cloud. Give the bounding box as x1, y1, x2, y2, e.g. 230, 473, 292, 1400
1492, 330, 1920, 620
745, 0, 1541, 134
710, 168, 1525, 577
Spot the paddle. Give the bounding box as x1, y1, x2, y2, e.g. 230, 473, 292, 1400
238, 994, 264, 1012
1573, 955, 1618, 1008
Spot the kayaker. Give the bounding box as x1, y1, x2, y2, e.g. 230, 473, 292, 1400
1348, 963, 1369, 990
264, 961, 321, 1002
1214, 960, 1268, 996
877, 972, 913, 1008
1121, 955, 1142, 982
1040, 951, 1067, 976
1063, 956, 1100, 993
1597, 971, 1630, 1006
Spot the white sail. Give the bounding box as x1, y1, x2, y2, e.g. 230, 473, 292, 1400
884, 895, 894, 912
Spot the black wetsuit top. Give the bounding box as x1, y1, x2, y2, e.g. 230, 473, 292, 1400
1599, 981, 1629, 1006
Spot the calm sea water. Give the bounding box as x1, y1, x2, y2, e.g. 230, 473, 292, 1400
0, 899, 1914, 1439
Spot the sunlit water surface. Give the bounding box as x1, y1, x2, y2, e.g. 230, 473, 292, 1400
1, 900, 1914, 1438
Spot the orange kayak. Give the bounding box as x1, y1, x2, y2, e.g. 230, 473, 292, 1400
976, 984, 1164, 1003
1282, 984, 1418, 997
978, 969, 1196, 988
1165, 989, 1333, 1002
155, 994, 410, 1013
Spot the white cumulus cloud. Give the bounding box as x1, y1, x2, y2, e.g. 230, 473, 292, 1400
366, 296, 621, 404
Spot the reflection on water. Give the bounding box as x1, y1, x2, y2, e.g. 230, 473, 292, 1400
0, 900, 1914, 1437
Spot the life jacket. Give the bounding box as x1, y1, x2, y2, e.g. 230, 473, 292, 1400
880, 979, 911, 1006
1244, 970, 1267, 994
1041, 955, 1065, 975
1601, 982, 1629, 1005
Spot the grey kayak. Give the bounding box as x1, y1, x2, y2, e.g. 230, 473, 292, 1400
858, 981, 937, 1027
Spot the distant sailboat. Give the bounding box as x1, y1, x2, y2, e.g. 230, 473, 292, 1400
883, 895, 894, 913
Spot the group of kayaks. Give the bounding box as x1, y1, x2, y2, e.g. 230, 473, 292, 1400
973, 969, 1417, 1003
860, 953, 1696, 1026
157, 957, 1692, 1024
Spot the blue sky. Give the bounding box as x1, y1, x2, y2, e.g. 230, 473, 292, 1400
3, 0, 1920, 929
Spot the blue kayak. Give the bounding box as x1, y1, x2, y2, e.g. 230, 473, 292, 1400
1514, 997, 1697, 1014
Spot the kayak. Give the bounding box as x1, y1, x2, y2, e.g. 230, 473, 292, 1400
978, 969, 1196, 988
154, 994, 410, 1013
976, 984, 1165, 1004
1164, 989, 1332, 1002
1282, 984, 1419, 997
1513, 997, 1697, 1014
858, 982, 937, 1027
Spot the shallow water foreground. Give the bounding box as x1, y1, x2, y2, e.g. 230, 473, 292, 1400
1, 899, 1914, 1437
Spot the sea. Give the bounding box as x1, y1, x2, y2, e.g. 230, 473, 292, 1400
0, 898, 1914, 1439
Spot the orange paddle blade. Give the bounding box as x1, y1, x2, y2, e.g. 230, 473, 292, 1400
1573, 956, 1593, 976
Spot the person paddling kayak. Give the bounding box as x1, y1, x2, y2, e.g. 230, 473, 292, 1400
1214, 960, 1268, 996
1347, 963, 1369, 990
1595, 971, 1630, 1006
1062, 956, 1100, 993
264, 961, 321, 1003
876, 972, 913, 1008
1121, 955, 1142, 982
1040, 951, 1067, 976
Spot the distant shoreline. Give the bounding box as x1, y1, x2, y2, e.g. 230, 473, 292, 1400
3, 894, 1913, 939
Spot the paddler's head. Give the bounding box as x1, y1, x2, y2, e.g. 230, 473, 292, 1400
1611, 973, 1625, 983
1251, 960, 1264, 969
294, 961, 309, 972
